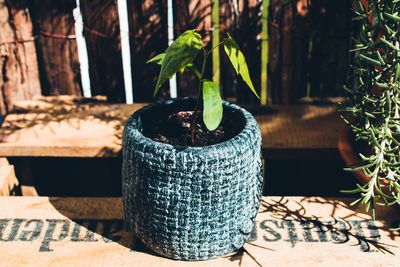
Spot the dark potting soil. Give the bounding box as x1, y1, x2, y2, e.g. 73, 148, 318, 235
142, 111, 242, 147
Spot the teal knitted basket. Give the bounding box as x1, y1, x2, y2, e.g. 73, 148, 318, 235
122, 98, 262, 260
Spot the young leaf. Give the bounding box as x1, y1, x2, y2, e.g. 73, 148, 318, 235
223, 35, 239, 74
154, 30, 203, 97
147, 53, 165, 65
223, 34, 260, 99
203, 80, 222, 131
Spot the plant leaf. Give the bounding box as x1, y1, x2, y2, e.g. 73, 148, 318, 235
223, 35, 239, 73
203, 80, 222, 131
384, 12, 400, 22
154, 30, 203, 97
395, 63, 400, 83
223, 34, 260, 99
147, 53, 165, 65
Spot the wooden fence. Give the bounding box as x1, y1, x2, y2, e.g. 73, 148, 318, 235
0, 0, 352, 118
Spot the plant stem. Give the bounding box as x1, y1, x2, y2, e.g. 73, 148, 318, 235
191, 47, 208, 145
207, 41, 225, 56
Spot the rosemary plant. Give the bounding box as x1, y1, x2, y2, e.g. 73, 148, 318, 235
341, 0, 400, 219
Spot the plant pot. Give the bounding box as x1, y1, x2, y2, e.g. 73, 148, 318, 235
338, 124, 390, 189
337, 124, 369, 185
121, 98, 263, 261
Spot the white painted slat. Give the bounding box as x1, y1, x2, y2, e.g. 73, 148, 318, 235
117, 0, 134, 104
168, 0, 177, 98
73, 0, 91, 97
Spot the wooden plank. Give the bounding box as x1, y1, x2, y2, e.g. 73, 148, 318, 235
29, 0, 81, 96
127, 0, 169, 102
0, 96, 344, 158
0, 96, 146, 157
0, 157, 8, 166
0, 0, 41, 116
0, 196, 398, 266
257, 103, 344, 159
79, 0, 125, 101
0, 158, 18, 196
174, 0, 211, 98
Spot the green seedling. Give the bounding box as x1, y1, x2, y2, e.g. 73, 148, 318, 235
147, 29, 259, 144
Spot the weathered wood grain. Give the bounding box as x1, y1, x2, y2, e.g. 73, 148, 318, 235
29, 0, 81, 96
0, 196, 398, 266
0, 157, 18, 195
0, 0, 41, 116
0, 96, 146, 157
0, 96, 344, 158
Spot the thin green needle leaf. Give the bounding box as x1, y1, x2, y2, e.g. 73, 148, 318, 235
376, 50, 385, 65
344, 160, 377, 171
395, 63, 400, 83
350, 198, 363, 206
384, 12, 400, 22
370, 201, 376, 220
359, 54, 384, 66
342, 0, 400, 221
202, 80, 223, 131
386, 90, 391, 114
340, 188, 363, 194
380, 36, 399, 51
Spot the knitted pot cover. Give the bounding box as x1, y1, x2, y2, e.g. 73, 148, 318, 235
122, 98, 263, 261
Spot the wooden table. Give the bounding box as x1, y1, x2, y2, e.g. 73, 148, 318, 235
0, 96, 349, 197
0, 196, 398, 266
0, 96, 344, 160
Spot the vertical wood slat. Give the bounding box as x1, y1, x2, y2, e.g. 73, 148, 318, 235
267, 0, 352, 104
221, 0, 261, 104
167, 0, 177, 98
174, 0, 211, 98
280, 3, 294, 105
117, 0, 133, 104
30, 0, 82, 97
0, 0, 41, 117
128, 0, 168, 102
80, 0, 125, 102
73, 0, 91, 97
0, 1, 353, 108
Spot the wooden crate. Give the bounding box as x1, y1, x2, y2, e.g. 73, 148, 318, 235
0, 158, 18, 196
0, 196, 398, 266
0, 96, 349, 196
0, 96, 344, 159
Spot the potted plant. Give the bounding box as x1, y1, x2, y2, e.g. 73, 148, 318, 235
121, 30, 263, 260
339, 0, 400, 219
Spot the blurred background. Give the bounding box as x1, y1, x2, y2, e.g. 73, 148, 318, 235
0, 0, 353, 118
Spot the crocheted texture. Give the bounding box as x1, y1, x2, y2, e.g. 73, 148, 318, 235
122, 98, 262, 261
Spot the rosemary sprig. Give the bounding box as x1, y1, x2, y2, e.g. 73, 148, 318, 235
342, 0, 400, 220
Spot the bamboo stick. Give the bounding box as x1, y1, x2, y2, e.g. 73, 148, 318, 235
260, 0, 269, 105
212, 0, 220, 90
